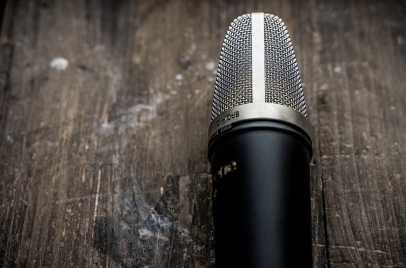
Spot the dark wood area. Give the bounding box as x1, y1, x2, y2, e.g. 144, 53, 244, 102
1, 0, 406, 267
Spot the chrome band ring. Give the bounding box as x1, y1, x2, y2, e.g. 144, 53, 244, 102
208, 103, 312, 142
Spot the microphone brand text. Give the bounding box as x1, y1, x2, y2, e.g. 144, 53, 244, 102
216, 111, 239, 126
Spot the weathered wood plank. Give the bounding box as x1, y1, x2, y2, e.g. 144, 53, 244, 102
315, 0, 406, 266
0, 0, 222, 266
1, 0, 406, 267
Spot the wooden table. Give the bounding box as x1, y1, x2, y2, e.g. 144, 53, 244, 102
1, 0, 406, 267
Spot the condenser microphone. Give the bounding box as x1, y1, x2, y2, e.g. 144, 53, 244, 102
208, 13, 313, 267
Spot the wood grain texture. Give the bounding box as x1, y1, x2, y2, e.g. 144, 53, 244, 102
1, 0, 406, 267
313, 1, 406, 266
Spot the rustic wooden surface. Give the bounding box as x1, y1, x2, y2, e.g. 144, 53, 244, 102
1, 0, 406, 267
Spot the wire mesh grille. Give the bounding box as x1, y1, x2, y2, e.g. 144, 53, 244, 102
264, 14, 307, 117
211, 13, 307, 120
211, 14, 253, 120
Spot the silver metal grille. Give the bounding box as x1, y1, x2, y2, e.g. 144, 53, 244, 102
211, 14, 253, 120
264, 14, 307, 117
211, 13, 307, 120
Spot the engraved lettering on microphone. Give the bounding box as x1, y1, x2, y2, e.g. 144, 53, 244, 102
219, 111, 239, 125
217, 161, 237, 178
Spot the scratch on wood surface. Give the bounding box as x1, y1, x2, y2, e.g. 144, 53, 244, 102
55, 194, 103, 205
93, 168, 101, 222
331, 245, 390, 255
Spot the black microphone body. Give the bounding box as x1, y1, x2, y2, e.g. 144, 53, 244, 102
208, 13, 313, 267
209, 121, 312, 267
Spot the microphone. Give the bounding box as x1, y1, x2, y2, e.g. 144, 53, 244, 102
208, 13, 313, 267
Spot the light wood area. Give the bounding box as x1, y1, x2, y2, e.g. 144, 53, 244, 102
1, 0, 406, 267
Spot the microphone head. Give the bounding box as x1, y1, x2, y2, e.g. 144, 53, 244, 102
209, 13, 310, 140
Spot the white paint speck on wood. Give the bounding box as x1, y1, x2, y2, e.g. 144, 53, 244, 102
50, 57, 69, 70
